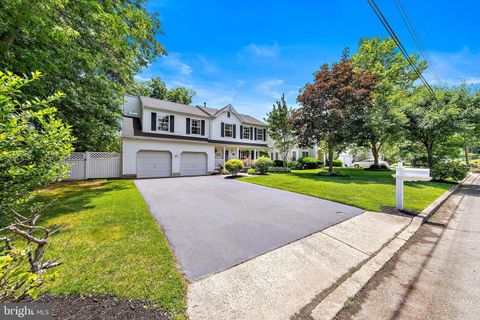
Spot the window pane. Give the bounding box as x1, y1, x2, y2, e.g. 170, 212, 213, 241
191, 119, 201, 135
225, 124, 233, 137
158, 115, 169, 131
243, 127, 250, 139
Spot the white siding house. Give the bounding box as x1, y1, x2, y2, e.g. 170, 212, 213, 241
121, 95, 269, 178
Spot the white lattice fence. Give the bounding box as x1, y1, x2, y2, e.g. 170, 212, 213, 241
65, 152, 121, 180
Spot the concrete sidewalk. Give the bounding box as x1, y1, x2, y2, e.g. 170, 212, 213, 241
187, 211, 412, 320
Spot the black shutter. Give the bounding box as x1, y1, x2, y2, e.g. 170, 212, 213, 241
263, 128, 266, 141
254, 128, 257, 140
221, 122, 224, 137
240, 125, 243, 139
170, 115, 175, 132
233, 124, 236, 138
250, 127, 253, 140
186, 118, 190, 134
201, 120, 205, 136
151, 112, 157, 131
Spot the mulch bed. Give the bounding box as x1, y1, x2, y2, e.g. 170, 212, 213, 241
38, 295, 169, 320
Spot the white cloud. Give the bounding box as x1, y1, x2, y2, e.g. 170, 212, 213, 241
134, 75, 150, 82
256, 79, 285, 99
426, 48, 480, 86
242, 42, 280, 57
161, 52, 193, 76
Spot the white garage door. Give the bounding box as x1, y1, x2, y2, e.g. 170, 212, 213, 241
137, 151, 172, 178
180, 152, 207, 176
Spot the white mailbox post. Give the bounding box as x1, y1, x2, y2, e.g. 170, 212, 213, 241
393, 162, 431, 210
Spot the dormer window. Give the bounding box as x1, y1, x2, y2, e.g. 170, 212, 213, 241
227, 111, 231, 118
158, 114, 170, 132
191, 119, 201, 135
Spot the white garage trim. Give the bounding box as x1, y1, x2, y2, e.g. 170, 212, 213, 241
136, 150, 172, 178
180, 152, 208, 176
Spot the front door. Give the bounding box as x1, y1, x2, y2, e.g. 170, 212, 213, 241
225, 150, 229, 161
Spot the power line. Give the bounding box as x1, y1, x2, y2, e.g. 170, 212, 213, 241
393, 0, 443, 85
365, 0, 437, 99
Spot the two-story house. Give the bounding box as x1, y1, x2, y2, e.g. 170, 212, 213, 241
121, 94, 269, 178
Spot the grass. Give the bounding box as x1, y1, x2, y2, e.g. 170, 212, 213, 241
36, 180, 186, 319
239, 168, 453, 212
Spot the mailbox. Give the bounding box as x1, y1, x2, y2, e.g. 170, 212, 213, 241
393, 163, 431, 210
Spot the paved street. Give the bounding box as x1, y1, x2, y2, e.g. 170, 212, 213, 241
336, 173, 480, 320
134, 176, 363, 281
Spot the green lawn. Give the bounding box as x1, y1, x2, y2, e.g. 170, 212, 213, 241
239, 168, 453, 212
37, 180, 186, 319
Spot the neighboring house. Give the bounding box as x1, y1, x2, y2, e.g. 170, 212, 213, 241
268, 142, 320, 163
121, 95, 269, 178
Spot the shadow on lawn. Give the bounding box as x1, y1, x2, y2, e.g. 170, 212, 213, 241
35, 180, 129, 223
289, 168, 453, 190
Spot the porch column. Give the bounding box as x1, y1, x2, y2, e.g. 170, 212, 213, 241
223, 146, 225, 164
254, 149, 257, 160
236, 147, 239, 159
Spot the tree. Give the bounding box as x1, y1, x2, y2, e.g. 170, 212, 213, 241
451, 84, 480, 165
351, 37, 426, 166
0, 71, 74, 220
265, 94, 296, 166
128, 77, 196, 105
295, 50, 376, 174
0, 0, 165, 151
402, 86, 458, 169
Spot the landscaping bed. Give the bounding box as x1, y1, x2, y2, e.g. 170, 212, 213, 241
36, 180, 186, 320
239, 168, 453, 212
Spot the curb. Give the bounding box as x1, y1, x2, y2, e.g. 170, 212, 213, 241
310, 173, 471, 320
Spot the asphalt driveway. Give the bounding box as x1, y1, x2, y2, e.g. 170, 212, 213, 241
135, 176, 363, 281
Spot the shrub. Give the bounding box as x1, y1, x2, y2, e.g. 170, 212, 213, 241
247, 168, 256, 175
298, 157, 320, 169
471, 159, 480, 169
332, 159, 343, 167
268, 167, 292, 173
368, 164, 389, 170
273, 159, 285, 167
241, 157, 253, 168
253, 157, 273, 175
225, 159, 244, 175
287, 161, 304, 170
431, 160, 468, 181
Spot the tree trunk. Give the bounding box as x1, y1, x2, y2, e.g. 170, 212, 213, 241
371, 141, 380, 166
464, 146, 469, 165
426, 145, 434, 169
328, 143, 334, 174
0, 30, 18, 46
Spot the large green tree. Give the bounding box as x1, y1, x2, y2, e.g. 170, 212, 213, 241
0, 0, 164, 151
451, 84, 480, 165
402, 86, 458, 169
0, 71, 73, 220
295, 51, 376, 174
351, 36, 426, 166
265, 94, 296, 166
128, 77, 196, 105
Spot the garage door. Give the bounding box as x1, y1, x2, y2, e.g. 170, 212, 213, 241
180, 152, 207, 176
137, 151, 172, 178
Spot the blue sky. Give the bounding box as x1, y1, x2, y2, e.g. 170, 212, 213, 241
137, 0, 480, 120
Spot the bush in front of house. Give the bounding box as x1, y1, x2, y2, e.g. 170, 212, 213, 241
253, 157, 273, 174
247, 168, 256, 175
225, 159, 244, 175
268, 166, 292, 173
298, 157, 320, 169
332, 159, 343, 167
431, 160, 468, 181
368, 164, 389, 170
273, 159, 285, 167
287, 161, 304, 170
